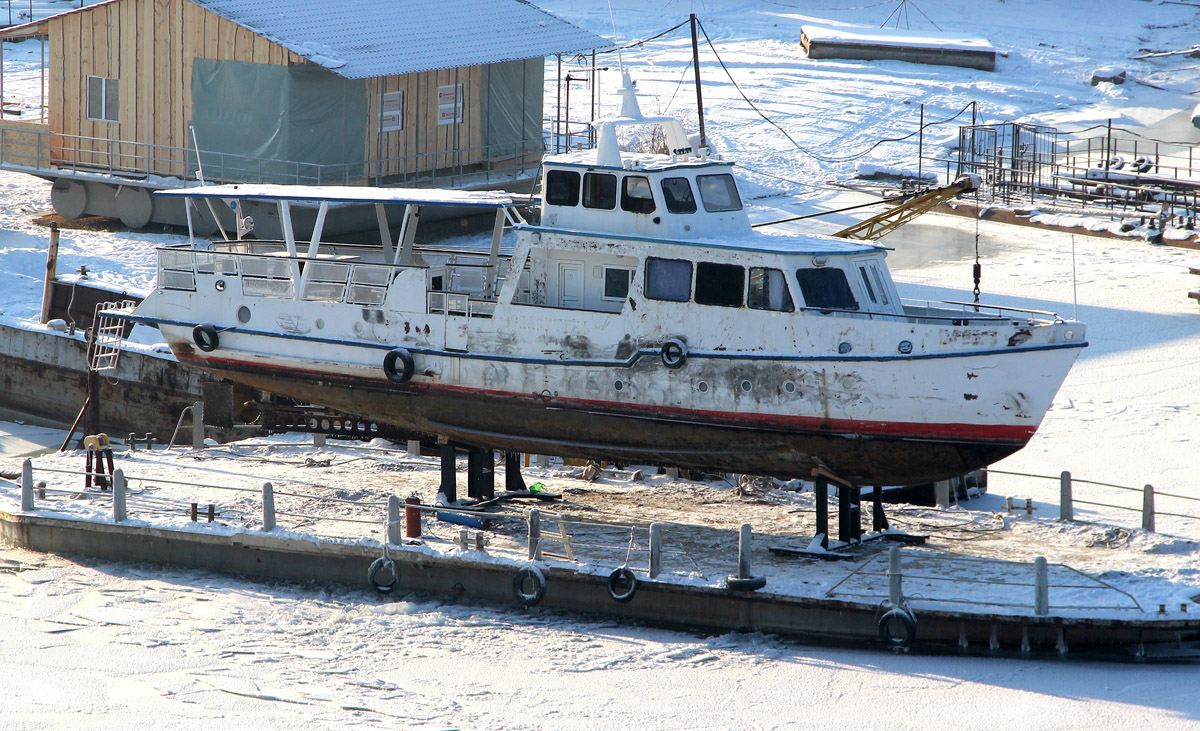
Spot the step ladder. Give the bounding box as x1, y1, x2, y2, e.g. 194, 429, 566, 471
89, 300, 137, 372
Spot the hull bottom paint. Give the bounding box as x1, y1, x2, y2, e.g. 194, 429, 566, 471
201, 362, 1021, 486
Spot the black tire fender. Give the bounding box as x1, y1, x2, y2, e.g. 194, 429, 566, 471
193, 324, 220, 352
368, 556, 398, 594
724, 574, 767, 592
878, 607, 917, 651
660, 338, 688, 369
513, 565, 546, 607
383, 347, 415, 383
607, 567, 638, 603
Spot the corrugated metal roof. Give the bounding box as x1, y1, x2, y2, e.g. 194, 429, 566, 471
187, 0, 610, 79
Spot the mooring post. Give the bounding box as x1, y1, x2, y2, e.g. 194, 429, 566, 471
405, 496, 421, 539
20, 459, 33, 511
112, 468, 126, 523
39, 221, 59, 324
1034, 556, 1049, 616
887, 546, 903, 606
527, 508, 542, 560
736, 523, 754, 579
386, 495, 401, 544
439, 443, 457, 502
1142, 484, 1155, 533
648, 522, 663, 578
815, 475, 829, 549
191, 400, 204, 450
262, 482, 275, 532
1059, 470, 1073, 521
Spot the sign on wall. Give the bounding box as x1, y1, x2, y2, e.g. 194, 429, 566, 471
380, 91, 403, 132
437, 84, 463, 126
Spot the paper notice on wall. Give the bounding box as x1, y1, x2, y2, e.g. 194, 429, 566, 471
380, 91, 403, 132
437, 84, 463, 126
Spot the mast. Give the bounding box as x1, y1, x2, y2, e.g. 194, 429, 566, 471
690, 13, 707, 150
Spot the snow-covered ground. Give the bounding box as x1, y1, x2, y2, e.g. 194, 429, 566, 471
1, 0, 1200, 726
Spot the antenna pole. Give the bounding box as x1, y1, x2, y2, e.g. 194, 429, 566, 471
691, 13, 707, 150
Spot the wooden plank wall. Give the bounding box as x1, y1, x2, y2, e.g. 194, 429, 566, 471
48, 0, 496, 180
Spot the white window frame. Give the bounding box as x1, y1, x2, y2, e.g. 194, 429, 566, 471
601, 266, 634, 302
86, 75, 119, 123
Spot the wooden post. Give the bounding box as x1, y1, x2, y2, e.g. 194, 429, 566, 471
262, 482, 275, 532
191, 400, 204, 450
112, 468, 126, 523
1143, 484, 1155, 533
1034, 556, 1049, 616
648, 522, 663, 578
39, 222, 59, 324
20, 459, 33, 511
527, 508, 541, 560
1059, 471, 1073, 521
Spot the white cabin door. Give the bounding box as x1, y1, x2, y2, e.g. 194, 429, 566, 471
557, 261, 584, 308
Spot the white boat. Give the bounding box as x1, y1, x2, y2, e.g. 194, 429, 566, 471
125, 76, 1086, 487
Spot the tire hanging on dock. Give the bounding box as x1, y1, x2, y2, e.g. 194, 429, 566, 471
193, 323, 220, 352
368, 556, 399, 594
878, 607, 916, 650
383, 347, 415, 383
512, 565, 546, 607
607, 567, 638, 603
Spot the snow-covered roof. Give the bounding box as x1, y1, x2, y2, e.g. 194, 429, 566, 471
187, 0, 610, 79
801, 24, 995, 53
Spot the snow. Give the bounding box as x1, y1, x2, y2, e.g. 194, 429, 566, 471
2, 0, 1200, 726
801, 23, 996, 53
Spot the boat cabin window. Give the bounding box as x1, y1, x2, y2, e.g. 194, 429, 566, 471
546, 170, 580, 206
582, 172, 618, 210
697, 174, 742, 212
621, 175, 656, 214
795, 268, 858, 311
694, 262, 744, 307
603, 267, 633, 301
660, 177, 697, 214
645, 257, 692, 302
858, 263, 890, 306
748, 268, 794, 312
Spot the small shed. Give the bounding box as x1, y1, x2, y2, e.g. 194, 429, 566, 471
0, 0, 606, 229
801, 24, 996, 72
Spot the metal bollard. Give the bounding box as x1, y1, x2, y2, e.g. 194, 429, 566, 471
112, 468, 126, 522
20, 459, 33, 511
191, 401, 205, 450
527, 508, 542, 560
736, 523, 754, 579
1059, 471, 1073, 521
1034, 556, 1049, 615
648, 522, 663, 579
405, 496, 421, 538
262, 482, 276, 532
887, 546, 904, 607
1142, 484, 1155, 533
386, 495, 401, 544
36, 481, 46, 500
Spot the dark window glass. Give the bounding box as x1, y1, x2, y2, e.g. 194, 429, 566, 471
645, 257, 692, 302
748, 267, 794, 312
795, 268, 858, 311
545, 170, 580, 206
697, 174, 742, 212
858, 266, 877, 303
660, 177, 697, 214
694, 262, 744, 307
620, 175, 656, 214
105, 79, 119, 122
603, 268, 632, 300
582, 172, 617, 210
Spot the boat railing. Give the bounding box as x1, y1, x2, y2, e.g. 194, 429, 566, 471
901, 299, 1064, 324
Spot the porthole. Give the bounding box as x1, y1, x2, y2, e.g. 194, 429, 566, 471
740, 380, 752, 393
237, 306, 251, 324
321, 418, 330, 431
697, 381, 710, 393
1064, 330, 1075, 341
898, 340, 913, 355
369, 423, 379, 433
316, 318, 325, 330
783, 381, 796, 394
838, 342, 852, 354
215, 279, 226, 292
308, 417, 318, 430
614, 380, 624, 391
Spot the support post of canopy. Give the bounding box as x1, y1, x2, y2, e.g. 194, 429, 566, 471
278, 199, 297, 256
486, 208, 505, 297
375, 203, 394, 263
396, 204, 420, 266
304, 200, 329, 258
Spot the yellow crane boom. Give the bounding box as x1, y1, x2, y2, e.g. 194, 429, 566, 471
832, 174, 979, 240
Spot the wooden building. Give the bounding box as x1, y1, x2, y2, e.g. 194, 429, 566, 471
0, 0, 605, 229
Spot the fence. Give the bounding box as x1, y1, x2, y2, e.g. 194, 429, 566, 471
988, 468, 1200, 533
